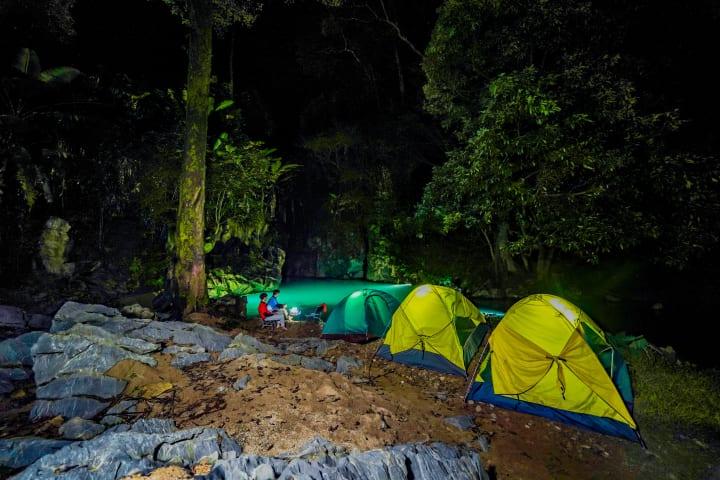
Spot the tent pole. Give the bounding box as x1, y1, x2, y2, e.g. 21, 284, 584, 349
464, 329, 491, 401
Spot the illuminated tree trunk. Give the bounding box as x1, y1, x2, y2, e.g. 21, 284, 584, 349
175, 0, 212, 314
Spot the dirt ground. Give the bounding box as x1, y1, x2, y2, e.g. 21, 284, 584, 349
4, 315, 719, 480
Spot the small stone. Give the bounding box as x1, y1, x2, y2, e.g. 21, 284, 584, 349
233, 374, 252, 391
300, 356, 334, 373
476, 434, 490, 452
444, 415, 475, 431
336, 356, 362, 375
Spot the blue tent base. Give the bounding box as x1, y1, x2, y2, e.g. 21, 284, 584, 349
467, 380, 641, 443
376, 344, 467, 377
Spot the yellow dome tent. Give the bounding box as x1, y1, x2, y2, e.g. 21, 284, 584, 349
467, 294, 642, 443
376, 285, 487, 376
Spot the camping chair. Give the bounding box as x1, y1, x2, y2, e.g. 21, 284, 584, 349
260, 314, 279, 329
304, 303, 327, 322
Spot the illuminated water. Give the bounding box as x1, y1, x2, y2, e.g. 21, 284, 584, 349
247, 278, 505, 320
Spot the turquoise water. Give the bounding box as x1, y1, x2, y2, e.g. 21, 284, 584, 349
247, 279, 505, 320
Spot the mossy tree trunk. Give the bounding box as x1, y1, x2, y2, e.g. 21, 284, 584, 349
175, 0, 212, 314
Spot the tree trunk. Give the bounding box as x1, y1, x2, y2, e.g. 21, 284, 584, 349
174, 0, 212, 314
228, 27, 235, 97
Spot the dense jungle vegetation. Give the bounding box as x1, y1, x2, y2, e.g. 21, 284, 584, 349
1, 0, 719, 360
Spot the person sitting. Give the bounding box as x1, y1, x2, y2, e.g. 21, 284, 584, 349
268, 289, 293, 322
258, 292, 286, 330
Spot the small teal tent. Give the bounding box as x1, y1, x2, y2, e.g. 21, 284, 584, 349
321, 289, 399, 343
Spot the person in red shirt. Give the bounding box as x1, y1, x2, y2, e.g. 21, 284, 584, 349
258, 292, 286, 330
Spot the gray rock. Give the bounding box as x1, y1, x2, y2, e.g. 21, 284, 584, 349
229, 334, 282, 355
0, 437, 73, 469
476, 434, 490, 453
285, 342, 312, 354
13, 422, 242, 480
101, 415, 125, 426
32, 330, 156, 385
30, 397, 109, 421
51, 301, 123, 333
232, 374, 251, 391
27, 313, 52, 331
54, 301, 122, 322
128, 321, 176, 342
130, 418, 176, 434
36, 375, 126, 400
172, 352, 211, 368
164, 344, 206, 355
121, 304, 154, 320
444, 415, 476, 431
191, 325, 232, 352
0, 331, 43, 367
218, 345, 256, 361
0, 305, 26, 335
171, 329, 203, 348
115, 336, 161, 354
203, 438, 488, 480
336, 356, 363, 375
0, 367, 29, 382
60, 417, 106, 440
300, 356, 334, 373
253, 463, 275, 480
271, 354, 303, 366
106, 400, 138, 415
315, 339, 340, 356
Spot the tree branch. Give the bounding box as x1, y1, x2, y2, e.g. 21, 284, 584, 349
365, 1, 423, 58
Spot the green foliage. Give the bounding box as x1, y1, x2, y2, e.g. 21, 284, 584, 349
206, 135, 298, 248
206, 266, 277, 299
420, 0, 720, 273
628, 351, 720, 432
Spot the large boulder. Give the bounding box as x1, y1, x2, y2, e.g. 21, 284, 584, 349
29, 303, 160, 421
12, 419, 242, 480
31, 326, 157, 386
128, 321, 231, 352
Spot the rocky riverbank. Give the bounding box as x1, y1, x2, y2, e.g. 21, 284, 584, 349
2, 301, 719, 479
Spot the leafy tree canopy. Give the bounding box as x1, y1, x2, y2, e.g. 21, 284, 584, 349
419, 0, 720, 272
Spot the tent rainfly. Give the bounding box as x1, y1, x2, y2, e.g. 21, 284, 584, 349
377, 284, 487, 376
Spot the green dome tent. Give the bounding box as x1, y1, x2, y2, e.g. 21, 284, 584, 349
321, 289, 400, 343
